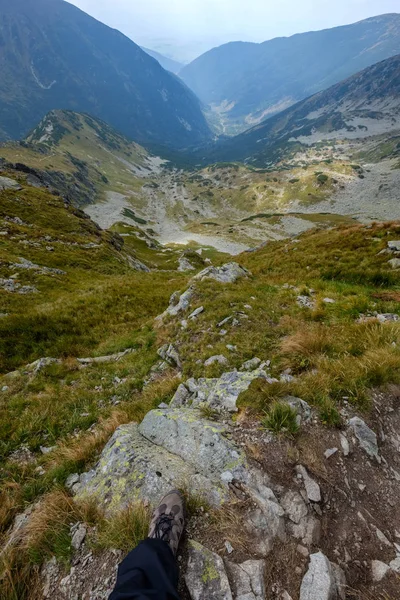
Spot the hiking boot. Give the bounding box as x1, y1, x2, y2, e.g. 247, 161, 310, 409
148, 490, 185, 555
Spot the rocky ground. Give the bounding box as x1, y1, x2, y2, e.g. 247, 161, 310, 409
22, 263, 400, 600
298, 159, 400, 224
84, 150, 400, 255
2, 168, 400, 600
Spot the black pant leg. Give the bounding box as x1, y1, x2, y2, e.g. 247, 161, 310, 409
109, 538, 181, 600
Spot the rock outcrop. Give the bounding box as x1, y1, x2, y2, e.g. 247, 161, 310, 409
170, 368, 270, 413
193, 263, 251, 284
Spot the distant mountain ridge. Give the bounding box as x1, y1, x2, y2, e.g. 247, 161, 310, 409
141, 47, 184, 74
180, 14, 400, 135
203, 54, 400, 166
0, 0, 211, 149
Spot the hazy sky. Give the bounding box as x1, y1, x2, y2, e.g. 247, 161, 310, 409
68, 0, 400, 62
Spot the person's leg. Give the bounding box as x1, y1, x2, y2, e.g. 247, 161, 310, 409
109, 538, 180, 600
108, 490, 185, 600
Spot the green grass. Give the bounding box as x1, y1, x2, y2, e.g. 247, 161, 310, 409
2, 171, 400, 600
262, 402, 299, 436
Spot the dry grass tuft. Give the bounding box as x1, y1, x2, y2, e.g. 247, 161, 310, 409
0, 490, 90, 600
209, 501, 250, 553
48, 409, 130, 470
93, 503, 151, 554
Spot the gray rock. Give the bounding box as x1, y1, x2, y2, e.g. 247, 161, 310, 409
297, 296, 316, 310
157, 344, 182, 369
205, 355, 229, 367
349, 417, 380, 462
178, 257, 196, 272
40, 446, 56, 455
157, 287, 195, 320
280, 373, 296, 383
226, 560, 266, 600
189, 307, 204, 319
185, 540, 233, 600
0, 176, 22, 191
138, 409, 247, 482
75, 423, 227, 512
281, 491, 308, 524
300, 552, 346, 600
71, 523, 87, 550
241, 358, 262, 371
77, 349, 134, 365
389, 556, 400, 573
65, 473, 80, 490
371, 560, 391, 582
324, 448, 338, 459
188, 369, 269, 413
388, 258, 400, 269
245, 503, 286, 555
323, 298, 335, 304
296, 466, 321, 503
0, 278, 39, 294
125, 254, 151, 272
218, 316, 233, 328
377, 313, 399, 322
225, 541, 234, 555
25, 357, 60, 375
12, 257, 66, 275
170, 384, 190, 408
388, 241, 400, 252
284, 396, 312, 425
282, 492, 320, 546
339, 434, 350, 457
193, 263, 250, 284
289, 515, 321, 547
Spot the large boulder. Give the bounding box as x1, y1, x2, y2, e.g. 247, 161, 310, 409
193, 263, 250, 284
138, 409, 247, 481
74, 423, 227, 511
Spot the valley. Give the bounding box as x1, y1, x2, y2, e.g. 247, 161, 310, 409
2, 107, 399, 257
0, 2, 400, 600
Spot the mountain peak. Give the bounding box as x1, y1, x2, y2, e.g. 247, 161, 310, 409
0, 0, 211, 148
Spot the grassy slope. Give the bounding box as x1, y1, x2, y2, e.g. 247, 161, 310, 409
157, 221, 400, 411
0, 111, 150, 205
2, 171, 400, 596
0, 172, 228, 572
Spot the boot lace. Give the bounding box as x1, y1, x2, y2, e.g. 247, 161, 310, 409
154, 514, 174, 542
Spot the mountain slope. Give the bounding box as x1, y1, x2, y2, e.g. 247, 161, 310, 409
141, 47, 184, 74
0, 0, 211, 149
180, 14, 400, 134
0, 109, 161, 206
203, 54, 400, 166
